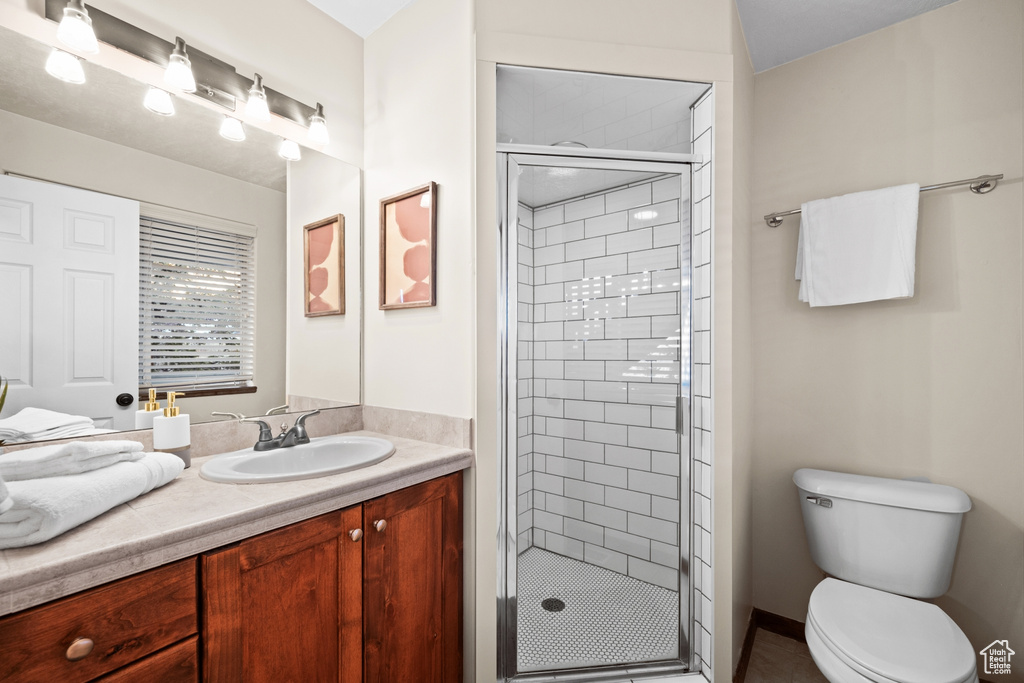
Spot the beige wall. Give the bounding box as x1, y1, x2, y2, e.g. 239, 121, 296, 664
728, 0, 755, 674
286, 152, 362, 406
362, 0, 476, 420
750, 2, 1024, 680
0, 108, 288, 423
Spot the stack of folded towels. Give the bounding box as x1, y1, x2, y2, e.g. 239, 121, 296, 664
0, 440, 184, 549
0, 407, 108, 443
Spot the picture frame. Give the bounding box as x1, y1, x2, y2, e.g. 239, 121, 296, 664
303, 214, 345, 317
379, 182, 437, 310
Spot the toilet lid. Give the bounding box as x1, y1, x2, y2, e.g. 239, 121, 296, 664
808, 579, 976, 683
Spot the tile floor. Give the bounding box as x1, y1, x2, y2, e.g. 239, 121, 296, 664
516, 547, 681, 672
742, 628, 829, 683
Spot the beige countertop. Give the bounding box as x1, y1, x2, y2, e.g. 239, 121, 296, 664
0, 430, 473, 617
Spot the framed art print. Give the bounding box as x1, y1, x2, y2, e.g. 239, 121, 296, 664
304, 214, 345, 317
379, 182, 437, 310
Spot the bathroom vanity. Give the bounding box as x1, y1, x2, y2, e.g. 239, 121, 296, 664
0, 432, 469, 682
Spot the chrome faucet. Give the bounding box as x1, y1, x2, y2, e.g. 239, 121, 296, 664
242, 409, 320, 451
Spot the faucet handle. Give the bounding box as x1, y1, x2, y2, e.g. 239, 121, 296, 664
241, 417, 274, 442
265, 404, 290, 416
290, 409, 321, 443
212, 411, 245, 421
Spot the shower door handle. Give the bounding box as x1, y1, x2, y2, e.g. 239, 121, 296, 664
676, 396, 690, 435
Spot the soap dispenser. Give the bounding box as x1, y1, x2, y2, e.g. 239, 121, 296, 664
134, 389, 162, 430
152, 391, 191, 467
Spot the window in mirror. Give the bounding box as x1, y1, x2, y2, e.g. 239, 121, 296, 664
138, 213, 256, 398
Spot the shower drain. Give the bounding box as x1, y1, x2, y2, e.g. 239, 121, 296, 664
541, 598, 566, 612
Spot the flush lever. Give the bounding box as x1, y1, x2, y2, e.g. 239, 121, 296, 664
806, 496, 833, 508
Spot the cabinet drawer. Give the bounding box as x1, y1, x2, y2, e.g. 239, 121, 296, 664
96, 635, 198, 683
0, 558, 198, 682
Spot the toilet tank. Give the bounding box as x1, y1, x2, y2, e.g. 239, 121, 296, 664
794, 468, 971, 598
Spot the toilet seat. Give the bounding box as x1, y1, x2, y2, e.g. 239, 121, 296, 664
806, 579, 977, 683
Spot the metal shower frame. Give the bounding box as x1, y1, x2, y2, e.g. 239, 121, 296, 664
496, 142, 706, 682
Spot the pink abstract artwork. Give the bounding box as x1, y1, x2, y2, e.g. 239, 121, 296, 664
380, 183, 437, 309
304, 215, 345, 317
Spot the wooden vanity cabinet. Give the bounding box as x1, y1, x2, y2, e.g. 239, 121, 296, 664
202, 471, 463, 683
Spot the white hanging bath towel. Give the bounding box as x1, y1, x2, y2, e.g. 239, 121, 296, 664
0, 452, 184, 549
796, 183, 920, 307
0, 440, 145, 481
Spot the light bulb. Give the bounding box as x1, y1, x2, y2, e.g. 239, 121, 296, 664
219, 116, 245, 142
164, 37, 196, 93
307, 103, 329, 145
144, 87, 174, 116
56, 0, 98, 54
245, 73, 270, 122
45, 48, 85, 84
279, 139, 301, 161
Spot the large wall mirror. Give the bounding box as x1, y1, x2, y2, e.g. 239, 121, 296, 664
0, 25, 362, 443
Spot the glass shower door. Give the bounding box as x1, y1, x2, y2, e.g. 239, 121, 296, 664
500, 150, 693, 681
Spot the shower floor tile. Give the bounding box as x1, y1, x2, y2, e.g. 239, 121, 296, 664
517, 547, 680, 672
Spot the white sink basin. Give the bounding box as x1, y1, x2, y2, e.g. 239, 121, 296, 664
199, 435, 396, 483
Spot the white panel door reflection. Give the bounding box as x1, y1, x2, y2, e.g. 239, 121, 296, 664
0, 174, 139, 430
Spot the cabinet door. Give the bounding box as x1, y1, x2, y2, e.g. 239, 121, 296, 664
202, 507, 363, 683
363, 472, 462, 683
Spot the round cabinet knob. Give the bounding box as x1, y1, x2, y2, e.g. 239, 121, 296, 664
348, 528, 363, 542
115, 392, 135, 407
373, 519, 387, 533
66, 637, 94, 661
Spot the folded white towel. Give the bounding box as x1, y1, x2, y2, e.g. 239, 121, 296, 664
0, 476, 11, 515
0, 440, 145, 481
796, 183, 920, 307
0, 453, 184, 549
0, 408, 94, 441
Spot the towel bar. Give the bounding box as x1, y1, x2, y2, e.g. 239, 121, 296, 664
763, 174, 1003, 227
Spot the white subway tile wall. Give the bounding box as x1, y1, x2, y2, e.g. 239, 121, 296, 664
689, 90, 713, 680
515, 173, 691, 594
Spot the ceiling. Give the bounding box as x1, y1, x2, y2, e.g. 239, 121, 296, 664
0, 27, 286, 191
306, 0, 418, 38
736, 0, 959, 73
307, 0, 960, 73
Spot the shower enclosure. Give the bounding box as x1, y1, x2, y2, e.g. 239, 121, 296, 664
498, 143, 697, 681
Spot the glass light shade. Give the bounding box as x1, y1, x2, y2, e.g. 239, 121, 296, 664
308, 117, 329, 145
307, 103, 329, 145
56, 2, 98, 54
278, 139, 301, 161
45, 49, 85, 84
245, 73, 271, 122
219, 116, 245, 142
143, 87, 174, 116
164, 38, 196, 93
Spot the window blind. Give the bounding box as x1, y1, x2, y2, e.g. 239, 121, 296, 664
139, 216, 256, 392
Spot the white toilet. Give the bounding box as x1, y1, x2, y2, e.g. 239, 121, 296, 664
794, 468, 978, 683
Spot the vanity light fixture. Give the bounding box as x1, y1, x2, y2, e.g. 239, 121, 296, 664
143, 87, 175, 116
164, 37, 196, 93
56, 0, 99, 54
307, 103, 330, 145
45, 48, 86, 84
219, 116, 246, 142
245, 74, 271, 122
279, 138, 301, 161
